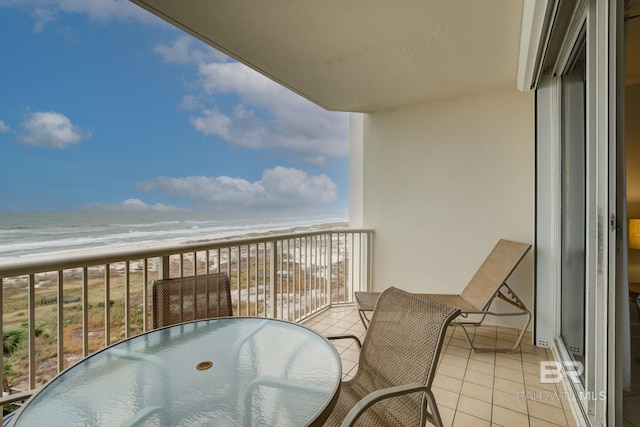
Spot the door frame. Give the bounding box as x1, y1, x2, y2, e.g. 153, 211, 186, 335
533, 0, 618, 425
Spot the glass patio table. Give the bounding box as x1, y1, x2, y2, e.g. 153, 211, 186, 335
9, 317, 341, 427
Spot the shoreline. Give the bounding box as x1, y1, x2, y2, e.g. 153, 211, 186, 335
0, 220, 349, 263
1, 221, 350, 290
181, 220, 348, 244
0, 210, 349, 260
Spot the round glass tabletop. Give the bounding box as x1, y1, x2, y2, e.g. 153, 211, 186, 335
10, 317, 341, 427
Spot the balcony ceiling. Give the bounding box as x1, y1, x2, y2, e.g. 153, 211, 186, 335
130, 0, 525, 113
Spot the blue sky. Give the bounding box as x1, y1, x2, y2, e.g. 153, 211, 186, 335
0, 1, 349, 212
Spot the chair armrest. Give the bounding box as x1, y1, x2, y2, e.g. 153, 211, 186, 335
0, 390, 35, 406
325, 334, 362, 349
243, 376, 334, 425
339, 383, 429, 427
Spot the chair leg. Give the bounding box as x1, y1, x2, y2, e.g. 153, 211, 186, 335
357, 308, 371, 329
423, 389, 443, 427
458, 310, 532, 353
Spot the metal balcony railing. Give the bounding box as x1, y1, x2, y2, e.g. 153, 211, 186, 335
0, 228, 373, 397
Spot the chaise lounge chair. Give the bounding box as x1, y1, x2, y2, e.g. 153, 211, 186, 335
355, 239, 531, 353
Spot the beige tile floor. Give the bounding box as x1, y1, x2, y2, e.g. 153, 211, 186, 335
302, 305, 579, 427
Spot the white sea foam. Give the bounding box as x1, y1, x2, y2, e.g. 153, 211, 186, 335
0, 210, 348, 260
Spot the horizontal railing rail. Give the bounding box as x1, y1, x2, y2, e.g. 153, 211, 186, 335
0, 228, 373, 400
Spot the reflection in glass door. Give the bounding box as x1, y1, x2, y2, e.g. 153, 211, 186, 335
560, 33, 587, 383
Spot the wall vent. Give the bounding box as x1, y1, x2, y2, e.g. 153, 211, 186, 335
537, 339, 550, 348
569, 346, 583, 354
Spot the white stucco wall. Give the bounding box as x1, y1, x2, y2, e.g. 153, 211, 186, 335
351, 89, 534, 326
348, 113, 365, 228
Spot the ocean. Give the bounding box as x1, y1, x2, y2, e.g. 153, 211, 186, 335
0, 210, 348, 261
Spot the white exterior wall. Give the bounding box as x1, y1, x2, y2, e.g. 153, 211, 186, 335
351, 89, 535, 326
349, 113, 365, 228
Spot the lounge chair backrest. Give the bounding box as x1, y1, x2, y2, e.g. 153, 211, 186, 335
460, 239, 531, 311
152, 272, 232, 329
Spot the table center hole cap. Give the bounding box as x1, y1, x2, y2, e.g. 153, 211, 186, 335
196, 361, 213, 370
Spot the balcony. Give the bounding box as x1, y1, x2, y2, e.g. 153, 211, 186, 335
0, 227, 581, 426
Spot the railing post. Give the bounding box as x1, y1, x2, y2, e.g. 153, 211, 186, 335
347, 233, 354, 301
159, 255, 170, 279
82, 267, 89, 358
28, 273, 36, 389
326, 233, 332, 305
367, 231, 373, 291
142, 259, 149, 332
350, 232, 364, 297
124, 262, 130, 338
57, 270, 64, 373
0, 277, 4, 397
269, 241, 276, 318
104, 264, 111, 347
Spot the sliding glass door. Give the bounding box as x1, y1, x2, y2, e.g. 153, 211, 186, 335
560, 34, 587, 379
535, 2, 617, 424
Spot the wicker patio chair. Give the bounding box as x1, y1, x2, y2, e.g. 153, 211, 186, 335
355, 239, 531, 352
152, 272, 232, 328
324, 287, 459, 427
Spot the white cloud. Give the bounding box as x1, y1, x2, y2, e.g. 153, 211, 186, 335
20, 111, 90, 148
56, 0, 151, 22
0, 120, 9, 133
137, 166, 338, 210
179, 94, 203, 111
188, 108, 233, 141
198, 62, 283, 104
157, 38, 348, 164
189, 105, 268, 149
81, 198, 189, 212
32, 7, 56, 33
0, 0, 157, 32
154, 36, 227, 65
